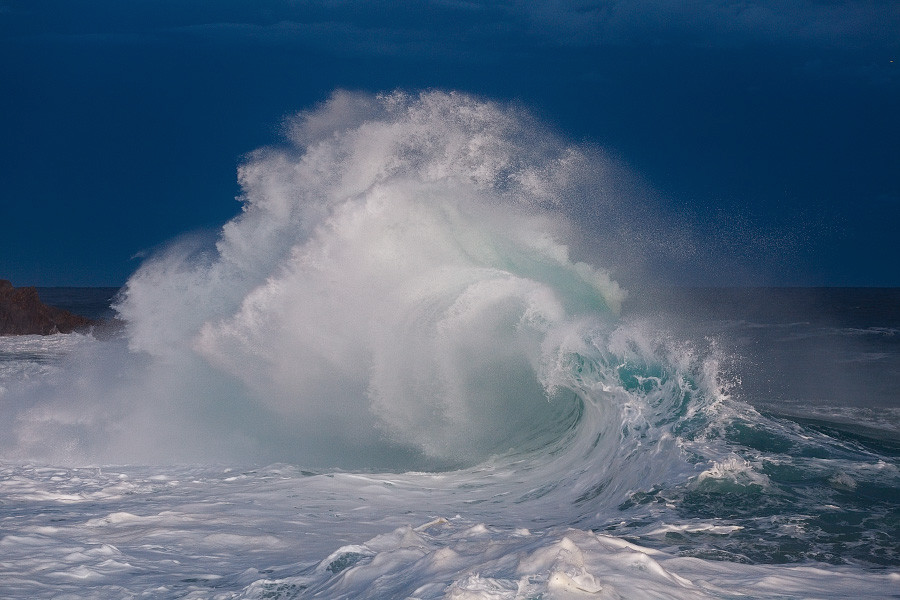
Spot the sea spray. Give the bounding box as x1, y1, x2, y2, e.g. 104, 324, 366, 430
113, 90, 632, 467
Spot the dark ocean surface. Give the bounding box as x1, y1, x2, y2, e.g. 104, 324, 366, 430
627, 287, 900, 415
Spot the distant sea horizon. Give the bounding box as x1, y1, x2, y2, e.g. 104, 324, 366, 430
33, 285, 900, 415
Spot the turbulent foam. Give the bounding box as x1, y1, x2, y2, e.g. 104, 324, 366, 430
0, 463, 896, 599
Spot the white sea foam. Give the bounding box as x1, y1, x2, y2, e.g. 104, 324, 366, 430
1, 464, 896, 599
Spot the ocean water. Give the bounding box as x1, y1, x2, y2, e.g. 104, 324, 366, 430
1, 91, 898, 599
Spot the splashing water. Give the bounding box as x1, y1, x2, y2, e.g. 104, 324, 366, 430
0, 91, 897, 598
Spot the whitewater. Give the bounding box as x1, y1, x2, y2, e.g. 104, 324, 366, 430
0, 91, 897, 599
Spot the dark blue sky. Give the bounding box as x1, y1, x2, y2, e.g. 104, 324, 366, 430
1, 0, 898, 286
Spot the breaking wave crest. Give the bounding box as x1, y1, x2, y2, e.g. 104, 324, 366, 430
1, 92, 897, 585
0, 92, 732, 485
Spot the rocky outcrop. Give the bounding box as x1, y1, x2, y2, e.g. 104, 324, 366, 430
0, 280, 95, 335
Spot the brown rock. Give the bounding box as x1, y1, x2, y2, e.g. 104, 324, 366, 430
0, 280, 95, 335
